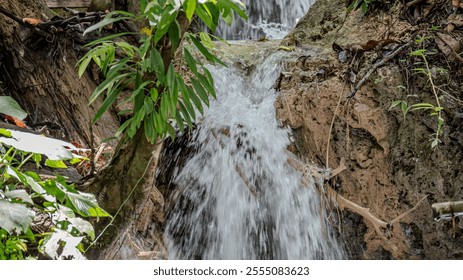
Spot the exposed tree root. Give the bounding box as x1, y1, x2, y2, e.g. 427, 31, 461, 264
286, 151, 427, 240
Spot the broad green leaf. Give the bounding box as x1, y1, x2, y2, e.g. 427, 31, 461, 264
217, 0, 247, 20
0, 199, 34, 234
0, 128, 12, 137
0, 96, 27, 120
66, 192, 110, 218
41, 229, 85, 260
7, 166, 55, 202
1, 130, 76, 161
45, 159, 68, 169
4, 190, 33, 205
41, 180, 66, 203
68, 217, 95, 240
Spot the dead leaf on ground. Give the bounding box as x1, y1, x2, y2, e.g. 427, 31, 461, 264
435, 32, 463, 63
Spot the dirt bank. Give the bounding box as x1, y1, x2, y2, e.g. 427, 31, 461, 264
276, 0, 463, 259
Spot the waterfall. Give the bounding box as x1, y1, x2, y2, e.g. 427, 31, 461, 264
212, 0, 313, 40
163, 49, 344, 259
162, 0, 343, 260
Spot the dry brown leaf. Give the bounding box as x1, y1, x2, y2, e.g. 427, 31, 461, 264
446, 23, 455, 32
452, 0, 460, 8
435, 32, 463, 63
22, 18, 43, 26
448, 14, 463, 27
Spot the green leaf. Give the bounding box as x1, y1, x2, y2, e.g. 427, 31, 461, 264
199, 32, 214, 52
83, 32, 134, 47
66, 192, 110, 218
184, 0, 197, 21
160, 94, 169, 121
45, 159, 68, 169
92, 79, 127, 124
178, 101, 193, 128
217, 0, 248, 20
144, 113, 158, 143
184, 47, 198, 74
78, 55, 92, 77
0, 96, 27, 120
41, 180, 66, 203
88, 59, 130, 105
191, 78, 209, 106
150, 48, 166, 78
6, 166, 55, 202
0, 128, 12, 138
4, 190, 33, 205
196, 4, 214, 30
0, 199, 34, 234
177, 76, 196, 120
153, 6, 178, 44
188, 84, 203, 114
41, 229, 85, 260
83, 15, 131, 36
189, 34, 226, 66
168, 19, 181, 50
166, 63, 176, 94
410, 49, 426, 56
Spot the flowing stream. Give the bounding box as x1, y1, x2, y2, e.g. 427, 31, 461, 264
163, 0, 343, 259
213, 0, 313, 40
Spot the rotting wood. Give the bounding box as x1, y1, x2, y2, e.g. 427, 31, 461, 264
46, 0, 92, 8
432, 201, 463, 221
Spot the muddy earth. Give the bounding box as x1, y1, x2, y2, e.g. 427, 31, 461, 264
275, 0, 463, 259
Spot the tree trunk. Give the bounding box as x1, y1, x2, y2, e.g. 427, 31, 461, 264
82, 131, 167, 260
0, 0, 163, 259
0, 0, 118, 145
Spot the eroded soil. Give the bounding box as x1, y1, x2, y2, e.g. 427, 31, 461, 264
276, 0, 463, 259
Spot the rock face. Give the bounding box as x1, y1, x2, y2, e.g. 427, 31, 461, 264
277, 0, 463, 259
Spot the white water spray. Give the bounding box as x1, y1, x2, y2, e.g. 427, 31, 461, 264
164, 50, 344, 259
163, 0, 343, 260
213, 0, 313, 40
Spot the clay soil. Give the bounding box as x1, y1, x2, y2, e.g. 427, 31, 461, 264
276, 0, 463, 259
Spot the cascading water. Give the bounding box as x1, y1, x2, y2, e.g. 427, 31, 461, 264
212, 0, 313, 40
164, 50, 344, 259
162, 0, 343, 260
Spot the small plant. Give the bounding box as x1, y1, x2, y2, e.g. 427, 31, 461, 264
347, 0, 376, 14
1, 120, 110, 259
390, 37, 445, 149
